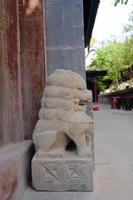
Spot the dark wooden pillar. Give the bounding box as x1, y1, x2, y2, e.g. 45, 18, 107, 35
0, 1, 6, 146
18, 0, 45, 139
0, 0, 45, 147
0, 0, 24, 147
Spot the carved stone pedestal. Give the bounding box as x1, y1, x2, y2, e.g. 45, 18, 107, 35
32, 156, 93, 192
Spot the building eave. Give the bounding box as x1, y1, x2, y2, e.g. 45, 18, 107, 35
83, 0, 100, 47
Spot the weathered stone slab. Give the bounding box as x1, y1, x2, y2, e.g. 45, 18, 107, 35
0, 140, 34, 200
32, 156, 93, 192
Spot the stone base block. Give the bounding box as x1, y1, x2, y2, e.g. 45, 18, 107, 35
32, 156, 93, 192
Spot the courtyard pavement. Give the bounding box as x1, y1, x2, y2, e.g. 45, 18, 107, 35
94, 106, 133, 200
22, 105, 133, 200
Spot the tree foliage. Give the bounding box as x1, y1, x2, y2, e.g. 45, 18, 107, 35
123, 11, 133, 35
90, 4, 132, 91
90, 38, 133, 85
113, 0, 128, 6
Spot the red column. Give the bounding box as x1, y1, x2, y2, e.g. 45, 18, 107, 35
92, 79, 98, 103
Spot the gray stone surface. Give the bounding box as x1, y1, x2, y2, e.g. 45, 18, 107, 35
43, 0, 85, 78
32, 156, 93, 191
94, 109, 133, 200
22, 187, 99, 200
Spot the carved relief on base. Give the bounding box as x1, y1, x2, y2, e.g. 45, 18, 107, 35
32, 156, 93, 192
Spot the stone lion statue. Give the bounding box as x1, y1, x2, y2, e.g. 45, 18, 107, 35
33, 69, 93, 158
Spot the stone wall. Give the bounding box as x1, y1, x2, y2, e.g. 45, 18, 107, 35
0, 0, 45, 148
44, 0, 85, 78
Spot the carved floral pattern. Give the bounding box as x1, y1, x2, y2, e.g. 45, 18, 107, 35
32, 159, 93, 191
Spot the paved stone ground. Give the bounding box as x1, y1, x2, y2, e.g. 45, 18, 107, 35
21, 188, 99, 200
94, 107, 133, 200
22, 105, 133, 200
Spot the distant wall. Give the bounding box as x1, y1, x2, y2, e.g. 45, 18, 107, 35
44, 0, 86, 78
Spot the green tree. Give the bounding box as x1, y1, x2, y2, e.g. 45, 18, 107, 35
91, 38, 133, 86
